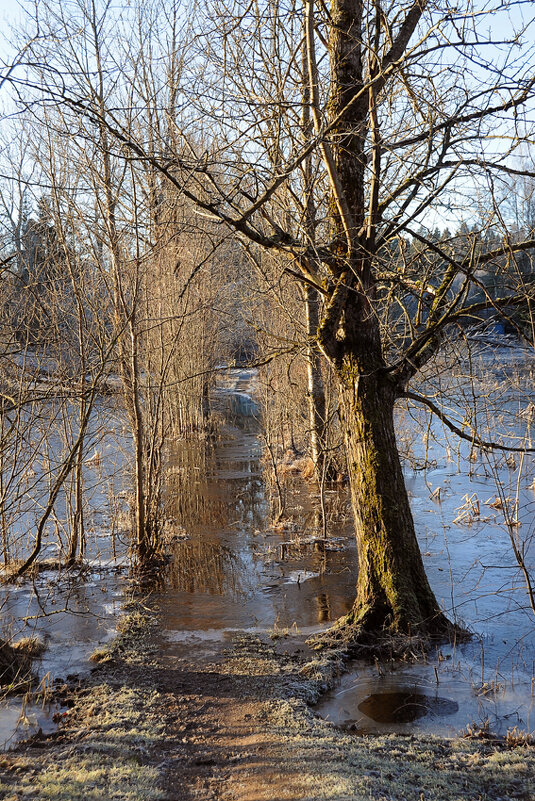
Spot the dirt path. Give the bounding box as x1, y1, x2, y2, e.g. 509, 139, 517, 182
0, 616, 534, 801
147, 633, 340, 801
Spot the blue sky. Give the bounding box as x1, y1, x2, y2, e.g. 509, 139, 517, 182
1, 0, 37, 64
1, 0, 532, 64
0, 0, 533, 231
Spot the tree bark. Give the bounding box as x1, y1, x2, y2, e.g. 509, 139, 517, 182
304, 285, 328, 478
336, 358, 449, 636
309, 0, 452, 640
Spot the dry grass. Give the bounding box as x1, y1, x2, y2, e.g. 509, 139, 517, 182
11, 637, 46, 659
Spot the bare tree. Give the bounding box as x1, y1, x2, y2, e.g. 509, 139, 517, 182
7, 0, 535, 643
5, 0, 235, 566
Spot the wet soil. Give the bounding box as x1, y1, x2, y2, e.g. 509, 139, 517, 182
3, 364, 535, 746
1, 620, 534, 801
2, 361, 535, 797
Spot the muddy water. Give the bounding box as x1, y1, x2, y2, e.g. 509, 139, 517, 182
157, 369, 357, 637
159, 365, 535, 738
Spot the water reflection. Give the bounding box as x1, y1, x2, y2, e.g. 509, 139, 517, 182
315, 658, 535, 737
158, 373, 357, 633
3, 361, 535, 743
167, 538, 246, 596
357, 690, 459, 724
1, 571, 124, 680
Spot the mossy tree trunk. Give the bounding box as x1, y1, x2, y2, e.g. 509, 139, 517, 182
312, 0, 450, 638
336, 353, 449, 636
317, 277, 451, 637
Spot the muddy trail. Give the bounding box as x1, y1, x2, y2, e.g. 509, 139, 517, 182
1, 614, 534, 801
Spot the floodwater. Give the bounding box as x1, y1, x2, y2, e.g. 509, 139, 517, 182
2, 354, 535, 746
318, 345, 535, 737
0, 397, 131, 748
0, 567, 126, 747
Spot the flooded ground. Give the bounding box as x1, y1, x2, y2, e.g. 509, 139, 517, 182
159, 363, 535, 738
1, 356, 535, 746
318, 345, 535, 737
0, 566, 127, 747
0, 398, 131, 748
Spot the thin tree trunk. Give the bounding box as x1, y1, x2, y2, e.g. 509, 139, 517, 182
66, 312, 86, 566
14, 379, 101, 577
304, 285, 327, 477
129, 319, 148, 561
66, 444, 84, 565
300, 37, 328, 481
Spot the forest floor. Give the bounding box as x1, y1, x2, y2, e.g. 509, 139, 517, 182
0, 611, 534, 801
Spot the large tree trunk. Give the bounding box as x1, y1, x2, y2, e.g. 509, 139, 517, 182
308, 0, 453, 643
336, 356, 450, 637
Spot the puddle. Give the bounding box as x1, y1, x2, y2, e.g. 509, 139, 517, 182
157, 624, 325, 665
315, 661, 535, 737
0, 569, 128, 748
357, 691, 459, 724
0, 700, 60, 751
157, 376, 357, 633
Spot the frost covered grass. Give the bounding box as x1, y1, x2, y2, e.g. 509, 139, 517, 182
224, 634, 535, 801
0, 609, 165, 801
0, 624, 533, 800
256, 696, 535, 801
0, 683, 166, 801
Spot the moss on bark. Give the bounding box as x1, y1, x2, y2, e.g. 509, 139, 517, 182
333, 359, 454, 642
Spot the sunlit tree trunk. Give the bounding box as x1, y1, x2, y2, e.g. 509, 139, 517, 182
301, 44, 328, 480
314, 0, 450, 637
90, 17, 150, 562
66, 300, 86, 566
303, 285, 327, 476
336, 340, 449, 634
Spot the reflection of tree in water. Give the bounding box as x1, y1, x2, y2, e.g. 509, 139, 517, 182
166, 440, 226, 530
315, 593, 331, 624
167, 538, 244, 596
166, 437, 266, 534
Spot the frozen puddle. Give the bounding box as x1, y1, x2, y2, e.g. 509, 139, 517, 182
315, 659, 535, 737
357, 691, 459, 724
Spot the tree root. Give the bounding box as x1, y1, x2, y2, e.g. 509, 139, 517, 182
306, 612, 470, 661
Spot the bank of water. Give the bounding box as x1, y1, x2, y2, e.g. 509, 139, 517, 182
318, 345, 535, 737
1, 362, 535, 746
0, 566, 127, 748
158, 365, 535, 738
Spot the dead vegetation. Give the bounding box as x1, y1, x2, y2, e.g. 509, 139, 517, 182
0, 637, 44, 691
